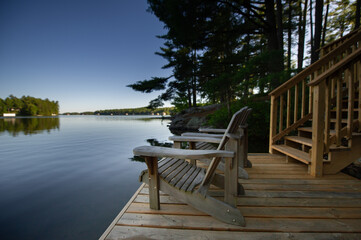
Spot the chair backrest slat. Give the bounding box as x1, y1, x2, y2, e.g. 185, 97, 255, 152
200, 107, 249, 189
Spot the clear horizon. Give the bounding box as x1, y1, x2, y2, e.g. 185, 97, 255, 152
0, 0, 173, 113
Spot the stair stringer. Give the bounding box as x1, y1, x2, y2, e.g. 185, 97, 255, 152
323, 134, 361, 174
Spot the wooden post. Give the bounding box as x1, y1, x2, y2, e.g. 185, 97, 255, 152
144, 156, 160, 210
358, 61, 361, 131
189, 142, 196, 165
301, 79, 306, 117
336, 73, 342, 146
279, 94, 284, 132
224, 138, 239, 207
240, 126, 249, 168
287, 89, 291, 128
173, 141, 181, 149
331, 77, 336, 99
324, 79, 331, 153
269, 95, 278, 153
294, 84, 299, 123
311, 82, 326, 177
347, 65, 355, 140
309, 74, 314, 114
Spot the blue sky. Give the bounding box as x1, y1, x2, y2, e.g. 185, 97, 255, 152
0, 0, 172, 113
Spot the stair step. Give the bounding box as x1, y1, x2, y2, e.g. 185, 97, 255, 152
286, 133, 350, 151
331, 108, 360, 112
284, 136, 312, 147
330, 118, 348, 123
272, 145, 311, 164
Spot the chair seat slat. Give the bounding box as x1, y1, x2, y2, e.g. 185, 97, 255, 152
164, 162, 188, 183
158, 158, 178, 173
187, 168, 206, 192
169, 164, 192, 186
180, 167, 202, 191
175, 165, 198, 189
160, 159, 184, 179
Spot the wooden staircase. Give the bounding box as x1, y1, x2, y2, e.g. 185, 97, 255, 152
269, 28, 361, 177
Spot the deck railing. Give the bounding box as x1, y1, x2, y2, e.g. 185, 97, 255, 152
319, 28, 361, 57
269, 29, 361, 176
308, 37, 361, 176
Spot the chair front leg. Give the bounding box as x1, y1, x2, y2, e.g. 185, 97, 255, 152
224, 138, 239, 207
144, 156, 160, 210
224, 156, 238, 207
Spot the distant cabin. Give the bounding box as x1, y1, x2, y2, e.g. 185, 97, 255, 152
3, 113, 16, 117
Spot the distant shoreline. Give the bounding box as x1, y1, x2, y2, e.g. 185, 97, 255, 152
61, 106, 174, 117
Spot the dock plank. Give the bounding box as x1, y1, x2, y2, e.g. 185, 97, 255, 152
127, 202, 361, 219
117, 213, 361, 232
106, 226, 361, 240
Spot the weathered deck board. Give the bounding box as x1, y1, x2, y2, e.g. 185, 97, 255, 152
100, 153, 361, 240
106, 226, 361, 240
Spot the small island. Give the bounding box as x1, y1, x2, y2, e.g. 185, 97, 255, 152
0, 95, 59, 116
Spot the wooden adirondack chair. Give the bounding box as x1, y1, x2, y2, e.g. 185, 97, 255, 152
170, 107, 252, 178
133, 107, 250, 226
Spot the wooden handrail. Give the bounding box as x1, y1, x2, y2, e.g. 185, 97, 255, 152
272, 113, 312, 143
319, 28, 361, 54
269, 30, 361, 98
308, 47, 361, 86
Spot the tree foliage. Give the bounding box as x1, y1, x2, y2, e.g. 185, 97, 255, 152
127, 0, 360, 113
93, 107, 174, 115
0, 95, 59, 116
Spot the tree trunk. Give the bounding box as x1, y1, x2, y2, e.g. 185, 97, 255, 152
311, 0, 323, 63
192, 49, 197, 107
298, 0, 308, 72
310, 0, 314, 63
265, 0, 284, 90
192, 77, 197, 107
356, 0, 361, 30
187, 87, 192, 108
322, 0, 330, 46
287, 0, 292, 72
276, 0, 284, 55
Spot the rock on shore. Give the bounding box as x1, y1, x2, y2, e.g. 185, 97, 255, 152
169, 104, 221, 134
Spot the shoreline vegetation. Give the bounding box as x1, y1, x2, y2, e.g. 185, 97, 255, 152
0, 95, 59, 116
62, 107, 174, 116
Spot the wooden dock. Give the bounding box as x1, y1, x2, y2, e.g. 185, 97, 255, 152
100, 153, 361, 240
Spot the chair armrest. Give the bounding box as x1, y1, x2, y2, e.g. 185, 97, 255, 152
198, 128, 227, 133
169, 136, 222, 144
133, 146, 234, 159
181, 132, 223, 138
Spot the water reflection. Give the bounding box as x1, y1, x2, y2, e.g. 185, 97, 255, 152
0, 117, 60, 136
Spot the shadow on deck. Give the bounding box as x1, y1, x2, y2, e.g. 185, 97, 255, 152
100, 153, 361, 240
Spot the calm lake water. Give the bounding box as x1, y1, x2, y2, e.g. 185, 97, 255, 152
0, 116, 172, 240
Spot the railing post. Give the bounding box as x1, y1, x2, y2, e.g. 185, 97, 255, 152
347, 64, 355, 141
269, 95, 278, 153
358, 60, 361, 131
336, 73, 342, 146
279, 94, 284, 132
287, 89, 291, 128
311, 82, 326, 177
